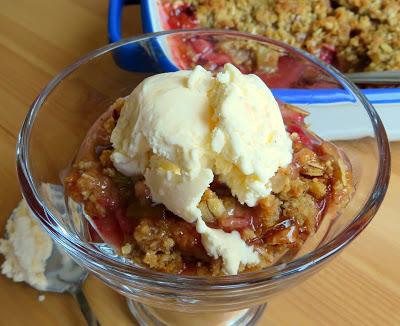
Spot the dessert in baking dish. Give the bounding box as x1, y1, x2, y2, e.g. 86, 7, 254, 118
161, 0, 400, 72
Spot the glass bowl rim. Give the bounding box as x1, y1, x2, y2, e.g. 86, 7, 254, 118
16, 29, 390, 288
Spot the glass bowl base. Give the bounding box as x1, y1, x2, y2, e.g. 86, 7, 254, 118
127, 300, 266, 326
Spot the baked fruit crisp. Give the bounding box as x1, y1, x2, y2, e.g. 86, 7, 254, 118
161, 0, 400, 73
64, 65, 353, 276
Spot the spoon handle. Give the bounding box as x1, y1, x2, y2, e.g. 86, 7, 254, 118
346, 71, 400, 84
71, 288, 100, 326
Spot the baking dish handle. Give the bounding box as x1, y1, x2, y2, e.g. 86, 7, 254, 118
108, 0, 158, 71
108, 0, 140, 43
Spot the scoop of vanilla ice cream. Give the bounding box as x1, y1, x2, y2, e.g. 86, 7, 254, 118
111, 68, 212, 178
0, 199, 52, 290
196, 218, 260, 275
144, 156, 213, 223
111, 67, 214, 222
210, 64, 293, 206
111, 64, 292, 274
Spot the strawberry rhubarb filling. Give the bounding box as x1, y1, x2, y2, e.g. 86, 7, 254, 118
64, 64, 352, 276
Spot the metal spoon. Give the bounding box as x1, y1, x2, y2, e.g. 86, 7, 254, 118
346, 71, 400, 84
44, 243, 99, 326
39, 183, 99, 326
4, 185, 99, 326
3, 221, 98, 326
3, 223, 99, 326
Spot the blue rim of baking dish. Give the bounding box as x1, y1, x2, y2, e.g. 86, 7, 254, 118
108, 0, 400, 105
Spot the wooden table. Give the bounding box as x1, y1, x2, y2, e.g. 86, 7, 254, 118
0, 1, 399, 325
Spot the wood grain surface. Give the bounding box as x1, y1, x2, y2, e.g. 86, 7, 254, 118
0, 1, 399, 325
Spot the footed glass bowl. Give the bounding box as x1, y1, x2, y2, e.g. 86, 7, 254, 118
17, 30, 390, 326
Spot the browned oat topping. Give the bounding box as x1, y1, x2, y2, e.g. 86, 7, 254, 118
64, 98, 353, 276
165, 0, 400, 72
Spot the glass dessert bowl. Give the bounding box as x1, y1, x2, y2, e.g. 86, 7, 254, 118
17, 30, 390, 326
